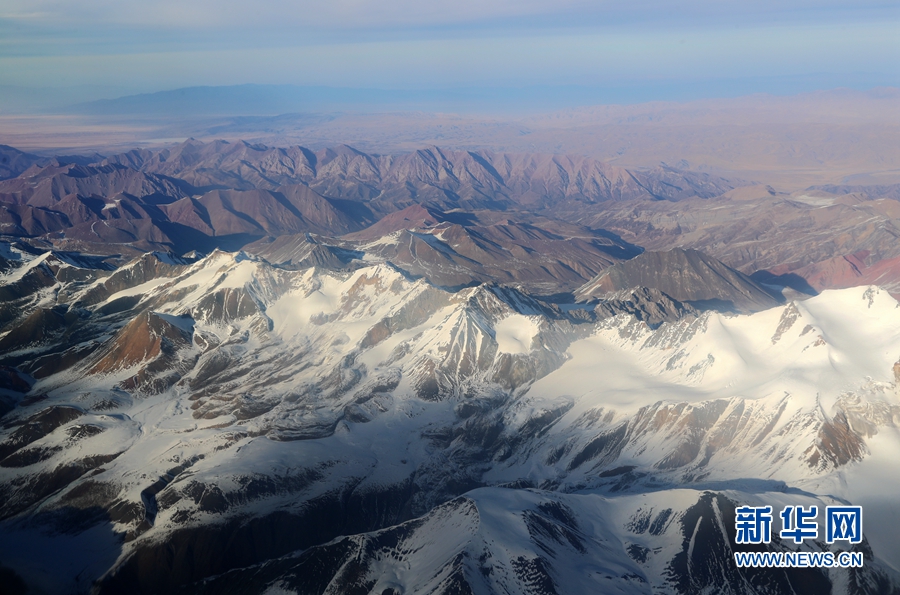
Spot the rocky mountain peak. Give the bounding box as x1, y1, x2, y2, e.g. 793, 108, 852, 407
577, 248, 783, 312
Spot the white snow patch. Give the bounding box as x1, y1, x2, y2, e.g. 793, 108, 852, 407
361, 231, 402, 249
790, 194, 838, 207
215, 259, 260, 289
494, 314, 539, 354
105, 277, 171, 303
0, 251, 50, 284
267, 274, 346, 333
528, 287, 900, 413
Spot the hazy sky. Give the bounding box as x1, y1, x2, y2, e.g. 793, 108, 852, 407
1, 0, 898, 103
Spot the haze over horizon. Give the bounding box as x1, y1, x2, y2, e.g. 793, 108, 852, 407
2, 0, 898, 113
1, 2, 899, 187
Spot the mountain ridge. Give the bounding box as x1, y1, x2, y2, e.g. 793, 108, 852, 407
576, 248, 784, 312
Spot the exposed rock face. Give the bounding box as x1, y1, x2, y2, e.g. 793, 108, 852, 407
576, 248, 783, 312
89, 311, 191, 372
87, 311, 196, 394
0, 162, 193, 207
594, 287, 698, 329
0, 145, 45, 181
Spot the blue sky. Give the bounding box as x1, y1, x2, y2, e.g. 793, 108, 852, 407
1, 0, 898, 106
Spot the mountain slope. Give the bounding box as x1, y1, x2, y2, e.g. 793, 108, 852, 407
97, 140, 739, 211
581, 189, 900, 293
576, 248, 783, 312
187, 488, 894, 595
0, 145, 45, 181
245, 204, 642, 294
0, 162, 194, 207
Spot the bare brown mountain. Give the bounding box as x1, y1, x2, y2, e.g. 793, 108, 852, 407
0, 162, 193, 207
159, 185, 362, 238
303, 144, 739, 208
102, 140, 739, 212
581, 188, 900, 292
0, 145, 45, 181
0, 202, 70, 236
7, 139, 900, 297
0, 149, 380, 256
248, 203, 640, 293
101, 139, 318, 191
0, 140, 738, 269
775, 251, 900, 296
575, 248, 782, 312
342, 204, 454, 241
87, 310, 196, 393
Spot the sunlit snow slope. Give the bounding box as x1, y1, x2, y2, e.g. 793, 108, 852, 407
0, 248, 898, 594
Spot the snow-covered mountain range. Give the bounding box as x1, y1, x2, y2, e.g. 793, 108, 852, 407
2, 139, 900, 594
0, 241, 898, 594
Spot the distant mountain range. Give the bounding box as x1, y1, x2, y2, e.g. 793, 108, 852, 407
66, 84, 659, 117
69, 85, 421, 116
5, 87, 900, 191
4, 139, 900, 297
0, 140, 741, 295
